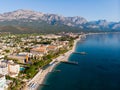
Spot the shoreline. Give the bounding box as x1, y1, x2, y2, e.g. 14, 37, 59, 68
24, 32, 106, 90
35, 32, 120, 90
24, 32, 120, 90
24, 35, 82, 90
38, 32, 120, 90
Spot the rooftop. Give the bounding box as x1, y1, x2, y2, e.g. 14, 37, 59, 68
31, 46, 47, 52
47, 45, 57, 49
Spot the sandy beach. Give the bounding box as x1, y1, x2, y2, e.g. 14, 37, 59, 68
24, 35, 83, 90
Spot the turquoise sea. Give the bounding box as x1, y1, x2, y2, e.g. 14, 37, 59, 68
39, 33, 120, 90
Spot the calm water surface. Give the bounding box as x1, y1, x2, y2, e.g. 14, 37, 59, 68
39, 33, 120, 90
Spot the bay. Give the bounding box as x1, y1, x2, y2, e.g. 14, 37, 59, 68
39, 33, 120, 90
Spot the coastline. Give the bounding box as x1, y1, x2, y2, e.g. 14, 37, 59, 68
23, 32, 120, 90
24, 35, 82, 90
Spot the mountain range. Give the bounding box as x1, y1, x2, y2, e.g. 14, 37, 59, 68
0, 9, 120, 33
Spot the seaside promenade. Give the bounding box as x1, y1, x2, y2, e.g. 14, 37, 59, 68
24, 35, 83, 90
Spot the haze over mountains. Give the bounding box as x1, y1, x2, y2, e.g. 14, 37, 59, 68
0, 9, 120, 33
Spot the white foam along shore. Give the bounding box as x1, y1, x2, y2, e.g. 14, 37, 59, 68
24, 34, 84, 90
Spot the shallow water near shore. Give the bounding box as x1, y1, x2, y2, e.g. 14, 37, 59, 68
39, 33, 120, 90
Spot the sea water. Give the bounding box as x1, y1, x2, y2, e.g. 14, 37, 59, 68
39, 33, 120, 90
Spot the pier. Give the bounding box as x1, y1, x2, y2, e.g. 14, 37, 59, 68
53, 70, 61, 72
60, 61, 78, 65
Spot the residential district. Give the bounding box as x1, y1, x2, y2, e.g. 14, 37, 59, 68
0, 32, 83, 90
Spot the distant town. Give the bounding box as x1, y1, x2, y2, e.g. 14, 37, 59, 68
0, 32, 82, 90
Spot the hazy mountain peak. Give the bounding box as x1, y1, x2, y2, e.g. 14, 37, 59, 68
0, 9, 120, 33
0, 9, 87, 24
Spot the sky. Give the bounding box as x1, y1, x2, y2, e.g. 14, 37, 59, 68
0, 0, 120, 22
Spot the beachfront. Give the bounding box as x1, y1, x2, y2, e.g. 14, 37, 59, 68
24, 35, 83, 90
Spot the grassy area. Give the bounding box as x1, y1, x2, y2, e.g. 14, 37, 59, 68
23, 59, 52, 79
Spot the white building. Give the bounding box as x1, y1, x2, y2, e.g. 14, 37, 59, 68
0, 55, 4, 59
8, 60, 20, 77
0, 60, 20, 77
0, 74, 7, 90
